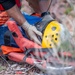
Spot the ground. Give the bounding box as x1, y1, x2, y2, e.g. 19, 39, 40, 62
0, 0, 75, 75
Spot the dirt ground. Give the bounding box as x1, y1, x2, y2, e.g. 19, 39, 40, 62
0, 0, 75, 75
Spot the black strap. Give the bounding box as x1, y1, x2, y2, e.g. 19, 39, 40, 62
4, 30, 12, 46
0, 48, 3, 56
22, 48, 52, 62
41, 12, 50, 17
22, 48, 35, 62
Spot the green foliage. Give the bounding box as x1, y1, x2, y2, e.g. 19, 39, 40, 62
65, 7, 73, 15
0, 66, 6, 71
58, 39, 75, 58
58, 41, 72, 51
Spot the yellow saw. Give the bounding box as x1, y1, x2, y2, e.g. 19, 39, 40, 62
35, 12, 70, 49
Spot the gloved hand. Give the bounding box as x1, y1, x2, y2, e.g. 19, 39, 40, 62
21, 21, 42, 45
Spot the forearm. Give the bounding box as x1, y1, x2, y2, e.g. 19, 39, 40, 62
6, 5, 26, 25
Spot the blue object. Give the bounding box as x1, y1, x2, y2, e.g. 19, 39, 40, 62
0, 12, 41, 47
22, 12, 42, 25
0, 26, 8, 46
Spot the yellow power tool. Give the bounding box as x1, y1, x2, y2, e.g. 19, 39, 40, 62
35, 12, 68, 48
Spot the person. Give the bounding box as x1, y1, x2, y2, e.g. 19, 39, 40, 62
0, 0, 50, 45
